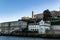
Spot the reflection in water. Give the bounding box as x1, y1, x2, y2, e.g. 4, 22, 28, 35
0, 36, 60, 40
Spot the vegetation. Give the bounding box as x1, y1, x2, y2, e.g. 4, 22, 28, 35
51, 18, 60, 25
43, 9, 52, 21
51, 17, 60, 21
22, 18, 41, 23
51, 21, 60, 25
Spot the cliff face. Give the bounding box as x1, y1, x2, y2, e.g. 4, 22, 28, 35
34, 11, 60, 19
34, 13, 43, 19
51, 11, 60, 18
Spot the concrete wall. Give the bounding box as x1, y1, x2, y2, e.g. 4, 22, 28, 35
52, 25, 60, 30
51, 25, 60, 34
54, 30, 60, 34
28, 25, 39, 31
28, 25, 50, 34
39, 26, 50, 34
0, 21, 27, 34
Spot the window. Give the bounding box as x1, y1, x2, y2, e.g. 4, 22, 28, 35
31, 29, 32, 31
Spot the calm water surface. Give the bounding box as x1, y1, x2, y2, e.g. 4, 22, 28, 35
0, 36, 60, 40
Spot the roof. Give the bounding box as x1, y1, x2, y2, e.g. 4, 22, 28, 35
0, 20, 27, 24
29, 23, 39, 25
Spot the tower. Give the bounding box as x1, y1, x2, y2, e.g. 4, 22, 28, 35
32, 11, 34, 19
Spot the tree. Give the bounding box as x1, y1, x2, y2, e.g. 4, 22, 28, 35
43, 9, 52, 21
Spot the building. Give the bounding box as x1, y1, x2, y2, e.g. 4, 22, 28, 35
32, 11, 35, 19
51, 11, 60, 18
34, 11, 60, 19
22, 11, 35, 20
28, 20, 50, 34
51, 21, 60, 34
0, 20, 27, 34
34, 13, 43, 19
22, 16, 29, 20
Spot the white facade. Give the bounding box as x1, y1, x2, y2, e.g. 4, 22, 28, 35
52, 25, 60, 30
51, 25, 60, 34
0, 21, 27, 34
38, 25, 50, 34
28, 20, 50, 34
28, 25, 39, 31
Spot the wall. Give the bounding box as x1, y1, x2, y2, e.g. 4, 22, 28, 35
52, 25, 60, 34
28, 25, 50, 34
52, 25, 60, 30
28, 25, 39, 31
0, 21, 27, 34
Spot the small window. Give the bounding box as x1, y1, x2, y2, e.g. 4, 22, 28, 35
33, 29, 34, 31
35, 29, 36, 31
31, 29, 32, 31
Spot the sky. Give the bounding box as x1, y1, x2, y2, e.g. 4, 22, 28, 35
0, 0, 60, 23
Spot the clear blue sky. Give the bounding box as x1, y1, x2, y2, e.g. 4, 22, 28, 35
0, 0, 60, 23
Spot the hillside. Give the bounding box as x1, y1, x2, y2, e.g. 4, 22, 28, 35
34, 11, 60, 19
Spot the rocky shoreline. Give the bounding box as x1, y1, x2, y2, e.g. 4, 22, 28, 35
0, 33, 60, 39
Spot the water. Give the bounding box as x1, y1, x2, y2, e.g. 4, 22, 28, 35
0, 36, 60, 40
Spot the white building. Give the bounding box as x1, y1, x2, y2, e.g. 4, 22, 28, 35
51, 25, 60, 34
51, 21, 60, 34
0, 20, 27, 34
28, 20, 51, 34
